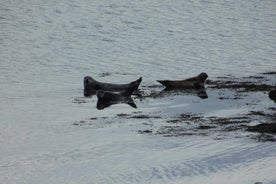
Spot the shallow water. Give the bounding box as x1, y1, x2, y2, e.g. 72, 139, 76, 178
1, 0, 276, 183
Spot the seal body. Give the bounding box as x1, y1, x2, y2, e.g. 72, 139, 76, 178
83, 76, 142, 97
157, 72, 208, 90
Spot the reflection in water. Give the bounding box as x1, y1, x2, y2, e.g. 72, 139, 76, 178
96, 98, 137, 110
162, 87, 208, 99
96, 90, 137, 110
197, 88, 208, 99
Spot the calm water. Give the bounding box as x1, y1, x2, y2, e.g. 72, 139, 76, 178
1, 0, 276, 183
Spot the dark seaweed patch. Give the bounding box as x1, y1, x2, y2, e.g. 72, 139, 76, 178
208, 80, 273, 92
262, 71, 276, 75
198, 125, 216, 129
117, 113, 130, 117
209, 117, 250, 125
73, 120, 87, 126
116, 113, 161, 119
131, 114, 161, 119
137, 130, 153, 134
72, 97, 89, 104
247, 123, 276, 134
253, 134, 276, 142
166, 113, 204, 124
99, 72, 112, 77
248, 111, 266, 116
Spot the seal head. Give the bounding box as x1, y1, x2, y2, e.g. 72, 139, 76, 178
83, 76, 98, 97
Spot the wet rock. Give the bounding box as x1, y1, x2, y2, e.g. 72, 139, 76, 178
269, 89, 276, 103
247, 123, 276, 134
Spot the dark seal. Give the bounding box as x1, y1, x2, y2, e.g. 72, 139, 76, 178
157, 72, 208, 90
83, 76, 142, 97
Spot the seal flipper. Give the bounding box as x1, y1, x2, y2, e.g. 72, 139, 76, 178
127, 101, 137, 108
127, 98, 137, 108
134, 77, 142, 84
121, 82, 140, 97
129, 77, 143, 90
157, 80, 171, 88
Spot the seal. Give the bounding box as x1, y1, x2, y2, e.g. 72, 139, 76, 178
157, 72, 208, 90
83, 76, 142, 97
96, 82, 138, 110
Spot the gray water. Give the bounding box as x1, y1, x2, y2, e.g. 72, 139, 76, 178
1, 0, 276, 184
